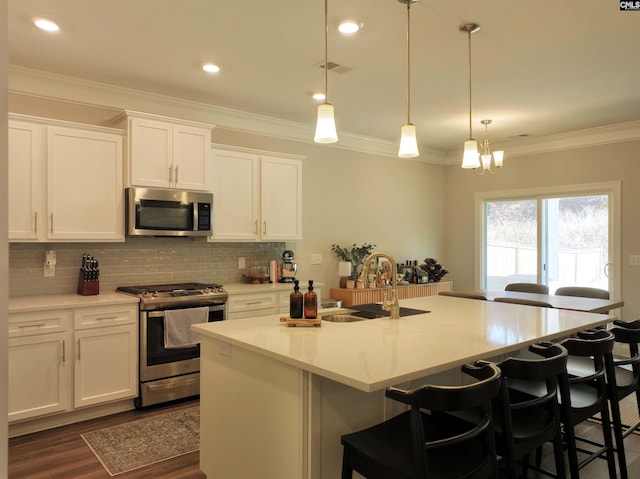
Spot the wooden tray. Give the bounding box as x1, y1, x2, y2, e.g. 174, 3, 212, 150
279, 316, 322, 327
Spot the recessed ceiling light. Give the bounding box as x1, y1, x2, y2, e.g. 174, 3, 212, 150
338, 20, 362, 35
33, 18, 60, 32
312, 92, 326, 102
202, 63, 221, 74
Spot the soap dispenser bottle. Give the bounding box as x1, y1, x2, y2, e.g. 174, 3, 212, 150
289, 280, 304, 318
304, 280, 317, 319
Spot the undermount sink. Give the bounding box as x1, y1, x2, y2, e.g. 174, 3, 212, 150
321, 303, 430, 322
321, 309, 386, 322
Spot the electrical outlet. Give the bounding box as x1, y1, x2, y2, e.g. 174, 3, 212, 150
238, 257, 245, 269
630, 255, 640, 266
311, 253, 323, 265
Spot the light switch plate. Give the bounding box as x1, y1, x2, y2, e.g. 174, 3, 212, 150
630, 255, 640, 266
311, 253, 323, 265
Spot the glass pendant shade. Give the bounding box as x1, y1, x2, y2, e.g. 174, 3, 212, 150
398, 123, 419, 158
314, 103, 338, 143
493, 150, 504, 168
481, 154, 492, 170
462, 139, 480, 168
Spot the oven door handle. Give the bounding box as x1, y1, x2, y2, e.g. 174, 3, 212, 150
145, 304, 226, 320
147, 378, 200, 390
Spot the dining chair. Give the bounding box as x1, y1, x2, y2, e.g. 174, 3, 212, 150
438, 291, 487, 300
554, 286, 610, 300
505, 283, 550, 294
340, 361, 502, 479
494, 297, 553, 308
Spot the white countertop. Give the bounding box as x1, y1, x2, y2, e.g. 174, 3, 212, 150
9, 292, 140, 313
193, 295, 615, 393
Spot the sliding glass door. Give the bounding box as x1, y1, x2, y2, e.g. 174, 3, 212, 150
479, 183, 620, 296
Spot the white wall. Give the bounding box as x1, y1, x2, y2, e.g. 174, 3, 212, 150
1, 0, 9, 473
444, 139, 640, 320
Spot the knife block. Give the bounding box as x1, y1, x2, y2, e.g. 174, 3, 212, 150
77, 269, 99, 296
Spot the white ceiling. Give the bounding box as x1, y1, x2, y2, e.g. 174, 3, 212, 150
7, 0, 640, 155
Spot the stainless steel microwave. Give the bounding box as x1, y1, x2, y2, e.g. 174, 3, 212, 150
125, 187, 213, 237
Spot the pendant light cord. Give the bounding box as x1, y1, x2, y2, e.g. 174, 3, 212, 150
467, 29, 473, 139
323, 0, 329, 104
406, 1, 411, 124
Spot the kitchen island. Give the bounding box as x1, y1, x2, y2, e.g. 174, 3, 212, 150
193, 295, 616, 479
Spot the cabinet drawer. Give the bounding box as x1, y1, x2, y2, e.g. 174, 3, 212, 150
228, 292, 277, 314
74, 305, 137, 329
9, 310, 71, 337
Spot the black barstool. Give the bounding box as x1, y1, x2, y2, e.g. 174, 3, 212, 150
340, 361, 502, 479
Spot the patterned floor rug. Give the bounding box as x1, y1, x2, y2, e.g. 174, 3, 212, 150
81, 406, 199, 476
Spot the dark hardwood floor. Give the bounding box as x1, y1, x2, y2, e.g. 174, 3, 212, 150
8, 398, 205, 479
8, 399, 640, 479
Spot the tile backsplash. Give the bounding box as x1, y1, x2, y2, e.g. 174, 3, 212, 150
9, 238, 285, 297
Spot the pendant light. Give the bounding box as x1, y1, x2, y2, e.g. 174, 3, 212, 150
460, 23, 480, 168
314, 0, 338, 143
397, 0, 419, 158
477, 119, 504, 175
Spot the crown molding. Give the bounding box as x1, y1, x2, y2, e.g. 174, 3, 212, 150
8, 65, 449, 163
10, 66, 638, 166
443, 120, 640, 165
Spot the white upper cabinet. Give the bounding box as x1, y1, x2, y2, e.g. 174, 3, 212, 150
210, 146, 303, 241
115, 111, 214, 191
8, 120, 43, 241
8, 114, 124, 242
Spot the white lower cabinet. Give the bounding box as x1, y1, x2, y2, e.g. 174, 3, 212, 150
227, 287, 322, 319
8, 303, 138, 424
74, 325, 137, 408
227, 292, 278, 320
8, 332, 71, 422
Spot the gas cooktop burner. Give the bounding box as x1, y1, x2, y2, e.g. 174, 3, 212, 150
116, 282, 228, 310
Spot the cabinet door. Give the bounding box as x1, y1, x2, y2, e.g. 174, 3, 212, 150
129, 117, 172, 188
74, 324, 138, 408
47, 126, 124, 241
211, 149, 260, 240
260, 156, 302, 240
8, 121, 43, 241
173, 124, 211, 191
8, 333, 70, 422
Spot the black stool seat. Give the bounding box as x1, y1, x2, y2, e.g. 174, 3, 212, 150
340, 361, 501, 479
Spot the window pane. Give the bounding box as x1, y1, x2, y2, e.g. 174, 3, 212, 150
485, 199, 537, 289
545, 195, 608, 292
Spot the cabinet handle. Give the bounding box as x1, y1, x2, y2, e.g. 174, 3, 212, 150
50, 213, 53, 234
168, 166, 173, 184
77, 339, 81, 361
62, 340, 66, 363
263, 220, 267, 236
247, 301, 263, 305
95, 316, 118, 321
174, 165, 179, 185
34, 212, 38, 234
254, 220, 258, 235
18, 323, 46, 329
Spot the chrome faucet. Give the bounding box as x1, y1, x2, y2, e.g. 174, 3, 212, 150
358, 251, 400, 319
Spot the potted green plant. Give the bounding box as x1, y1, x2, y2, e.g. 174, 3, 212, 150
331, 243, 376, 282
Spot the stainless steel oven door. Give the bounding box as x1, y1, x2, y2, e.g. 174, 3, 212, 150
139, 303, 225, 382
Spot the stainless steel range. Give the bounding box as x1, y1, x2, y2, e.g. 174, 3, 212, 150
116, 282, 228, 408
